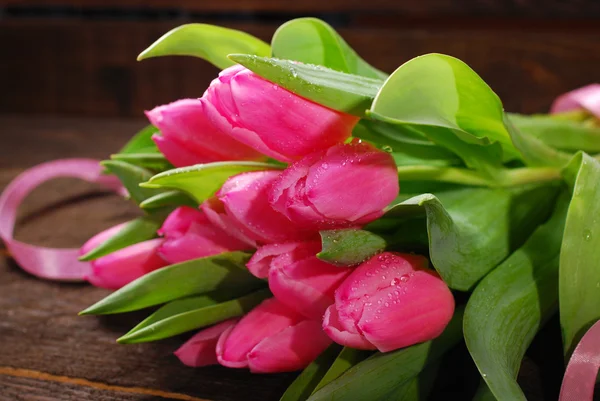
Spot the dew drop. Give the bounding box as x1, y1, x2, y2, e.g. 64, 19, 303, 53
381, 145, 393, 153
384, 302, 389, 307
583, 229, 593, 241
322, 162, 329, 170
382, 275, 386, 280
400, 274, 410, 283
391, 278, 400, 286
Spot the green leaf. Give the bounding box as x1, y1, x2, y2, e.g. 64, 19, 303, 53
504, 114, 572, 168
139, 190, 198, 210
110, 153, 173, 172
79, 212, 168, 261
370, 54, 519, 163
385, 183, 560, 290
280, 345, 343, 401
229, 54, 383, 117
559, 152, 600, 355
464, 191, 570, 401
308, 308, 464, 401
312, 348, 372, 394
80, 252, 260, 315
101, 160, 162, 204
317, 229, 386, 266
353, 120, 462, 167
138, 24, 271, 70
271, 18, 386, 80
118, 125, 159, 154
141, 161, 280, 203
117, 289, 270, 343
509, 113, 600, 153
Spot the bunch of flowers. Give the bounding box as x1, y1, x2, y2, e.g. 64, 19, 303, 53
1, 18, 600, 401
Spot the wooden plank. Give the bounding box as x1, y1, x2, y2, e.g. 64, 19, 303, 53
2, 0, 600, 17
1, 19, 600, 117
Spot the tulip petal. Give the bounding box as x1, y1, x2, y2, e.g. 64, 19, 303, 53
201, 197, 257, 248
246, 242, 305, 278
158, 206, 204, 238
86, 238, 167, 289
80, 222, 129, 256
322, 305, 376, 350
248, 320, 332, 373
551, 84, 600, 118
153, 135, 206, 168
216, 298, 305, 368
175, 319, 238, 367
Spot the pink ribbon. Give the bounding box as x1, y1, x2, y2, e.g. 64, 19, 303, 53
551, 83, 600, 118
559, 319, 600, 401
0, 159, 125, 281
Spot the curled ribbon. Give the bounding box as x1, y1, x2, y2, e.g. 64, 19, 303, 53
559, 319, 600, 401
0, 159, 125, 281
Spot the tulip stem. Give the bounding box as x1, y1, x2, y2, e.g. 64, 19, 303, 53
396, 166, 561, 187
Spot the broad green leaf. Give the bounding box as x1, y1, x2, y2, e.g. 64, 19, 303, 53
509, 113, 600, 153
317, 229, 386, 266
464, 191, 569, 401
141, 161, 280, 203
308, 308, 464, 401
110, 153, 172, 172
80, 252, 260, 315
280, 345, 342, 401
271, 18, 386, 80
229, 54, 383, 117
353, 120, 462, 167
370, 54, 519, 164
504, 114, 572, 168
386, 183, 560, 290
101, 160, 162, 204
117, 289, 270, 343
138, 24, 270, 70
139, 190, 198, 210
312, 348, 372, 394
118, 125, 159, 154
560, 152, 600, 355
79, 212, 168, 261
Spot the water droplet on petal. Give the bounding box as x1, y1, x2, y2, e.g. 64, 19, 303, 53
400, 274, 410, 283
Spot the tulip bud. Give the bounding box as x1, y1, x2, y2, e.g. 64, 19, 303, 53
270, 141, 399, 230
201, 171, 316, 246
79, 222, 129, 256
202, 65, 359, 162
266, 241, 352, 319
84, 238, 167, 289
323, 252, 455, 352
174, 319, 238, 367
158, 206, 250, 264
146, 98, 263, 167
550, 84, 600, 118
216, 298, 331, 373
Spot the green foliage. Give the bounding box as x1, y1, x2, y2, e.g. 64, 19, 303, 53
318, 229, 386, 266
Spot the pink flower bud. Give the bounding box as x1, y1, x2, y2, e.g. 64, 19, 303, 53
79, 222, 129, 256
201, 171, 316, 246
216, 298, 331, 373
85, 238, 167, 289
146, 98, 263, 167
174, 319, 238, 367
270, 141, 399, 230
246, 242, 306, 279
202, 65, 359, 162
266, 241, 352, 319
550, 84, 600, 118
323, 252, 455, 352
158, 206, 250, 264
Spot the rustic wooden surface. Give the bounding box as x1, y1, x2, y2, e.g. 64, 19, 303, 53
0, 115, 570, 400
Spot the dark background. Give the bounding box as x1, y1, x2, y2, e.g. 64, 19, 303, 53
1, 0, 600, 118
0, 2, 599, 400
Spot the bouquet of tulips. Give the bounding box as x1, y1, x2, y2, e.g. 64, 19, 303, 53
1, 17, 600, 401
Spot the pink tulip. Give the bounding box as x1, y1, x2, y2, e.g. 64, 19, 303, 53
270, 141, 399, 230
216, 298, 331, 373
266, 241, 352, 319
550, 84, 600, 118
246, 242, 306, 278
323, 252, 455, 352
158, 206, 250, 264
202, 65, 359, 162
146, 98, 263, 167
79, 222, 129, 256
201, 171, 316, 246
174, 319, 238, 367
84, 238, 167, 289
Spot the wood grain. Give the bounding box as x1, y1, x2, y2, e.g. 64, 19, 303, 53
1, 19, 599, 118
2, 0, 600, 17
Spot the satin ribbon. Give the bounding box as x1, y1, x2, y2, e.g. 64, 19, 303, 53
559, 319, 600, 401
0, 159, 125, 281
